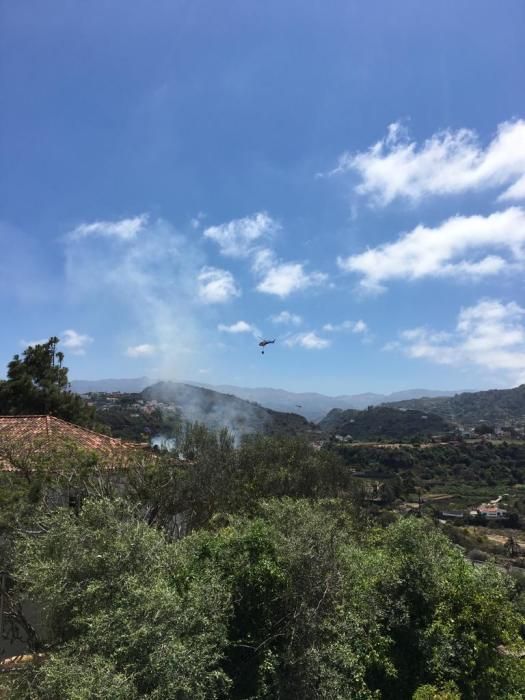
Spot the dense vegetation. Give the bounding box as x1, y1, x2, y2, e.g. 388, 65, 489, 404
1, 425, 524, 699
92, 394, 182, 442
386, 385, 525, 428
330, 440, 525, 487
319, 405, 453, 440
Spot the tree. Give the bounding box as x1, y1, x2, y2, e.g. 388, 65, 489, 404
0, 337, 95, 426
8, 499, 232, 699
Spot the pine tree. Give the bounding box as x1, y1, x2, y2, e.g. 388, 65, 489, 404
0, 337, 95, 426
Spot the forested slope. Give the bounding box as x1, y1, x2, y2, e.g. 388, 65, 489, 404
386, 385, 525, 427
319, 405, 453, 440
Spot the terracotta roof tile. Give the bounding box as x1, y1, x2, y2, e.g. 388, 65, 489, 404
0, 415, 146, 471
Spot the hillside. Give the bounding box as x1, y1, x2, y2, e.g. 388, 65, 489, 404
318, 405, 453, 441
385, 384, 525, 428
95, 382, 312, 441
143, 382, 312, 439
71, 376, 460, 421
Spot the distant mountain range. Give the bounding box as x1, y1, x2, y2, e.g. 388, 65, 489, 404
71, 377, 461, 421
86, 380, 525, 443
385, 385, 525, 428
71, 377, 151, 394
194, 384, 461, 420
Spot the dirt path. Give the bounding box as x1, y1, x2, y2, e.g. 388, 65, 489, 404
484, 532, 525, 547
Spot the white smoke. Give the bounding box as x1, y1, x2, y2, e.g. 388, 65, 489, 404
144, 382, 277, 445
64, 217, 209, 378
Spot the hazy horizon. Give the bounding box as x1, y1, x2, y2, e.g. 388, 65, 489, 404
68, 374, 495, 399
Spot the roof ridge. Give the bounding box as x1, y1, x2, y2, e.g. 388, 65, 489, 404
1, 416, 148, 472
0, 413, 145, 447
46, 414, 126, 444
0, 414, 123, 443
0, 414, 50, 419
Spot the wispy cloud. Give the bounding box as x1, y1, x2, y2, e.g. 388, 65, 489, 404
325, 119, 525, 206
197, 267, 241, 303
270, 310, 302, 326
284, 331, 331, 350
190, 212, 206, 230
126, 343, 156, 358
218, 320, 260, 336
61, 329, 93, 355
338, 207, 525, 293
69, 214, 149, 240
387, 299, 525, 384
323, 319, 368, 333
203, 212, 279, 257
254, 248, 327, 297
499, 174, 525, 203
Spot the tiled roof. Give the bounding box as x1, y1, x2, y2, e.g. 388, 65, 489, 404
0, 415, 146, 471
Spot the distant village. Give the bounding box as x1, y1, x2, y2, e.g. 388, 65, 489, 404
85, 391, 172, 415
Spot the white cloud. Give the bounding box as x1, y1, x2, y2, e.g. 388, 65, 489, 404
190, 212, 206, 229
257, 263, 326, 297
61, 329, 93, 355
197, 266, 241, 303
499, 174, 525, 202
126, 343, 156, 358
353, 320, 368, 334
69, 214, 149, 240
327, 119, 525, 206
252, 247, 276, 274
323, 319, 368, 333
270, 311, 302, 326
205, 214, 327, 298
21, 334, 94, 355
284, 331, 331, 350
203, 212, 279, 257
391, 299, 525, 384
218, 320, 260, 336
338, 207, 525, 292
254, 249, 327, 297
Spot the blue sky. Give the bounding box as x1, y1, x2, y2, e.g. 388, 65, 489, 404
1, 0, 525, 394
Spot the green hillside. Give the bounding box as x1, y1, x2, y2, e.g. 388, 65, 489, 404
319, 405, 453, 441
386, 385, 525, 428
94, 382, 313, 441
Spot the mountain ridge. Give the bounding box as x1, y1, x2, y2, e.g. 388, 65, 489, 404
71, 377, 464, 420
385, 384, 525, 428
141, 381, 312, 440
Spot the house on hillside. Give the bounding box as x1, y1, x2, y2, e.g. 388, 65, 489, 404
469, 499, 508, 520
0, 415, 146, 473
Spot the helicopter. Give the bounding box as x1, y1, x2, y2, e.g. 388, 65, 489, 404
258, 338, 276, 354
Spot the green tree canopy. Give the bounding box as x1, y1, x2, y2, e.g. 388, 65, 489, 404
6, 497, 525, 699
0, 337, 95, 425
